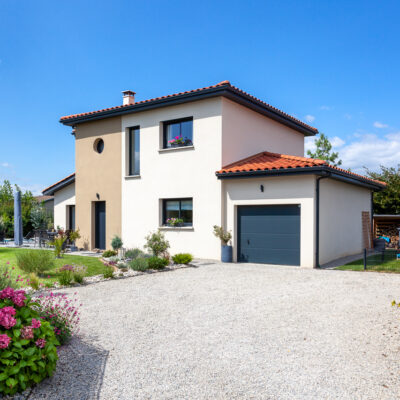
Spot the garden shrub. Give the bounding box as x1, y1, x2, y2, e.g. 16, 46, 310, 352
111, 235, 123, 251
172, 253, 193, 265
125, 248, 144, 259
36, 292, 80, 345
72, 265, 87, 284
49, 236, 66, 259
28, 273, 40, 290
129, 257, 149, 272
0, 287, 59, 395
102, 250, 117, 258
103, 266, 114, 279
15, 250, 54, 275
147, 256, 169, 270
58, 265, 74, 286
144, 230, 170, 257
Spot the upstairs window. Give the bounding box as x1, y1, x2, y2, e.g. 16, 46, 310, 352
128, 126, 140, 176
163, 117, 193, 149
162, 198, 193, 226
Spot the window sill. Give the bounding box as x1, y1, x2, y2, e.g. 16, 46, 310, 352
159, 226, 194, 231
158, 145, 194, 153
124, 175, 141, 180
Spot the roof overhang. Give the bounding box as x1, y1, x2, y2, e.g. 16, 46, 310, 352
216, 165, 386, 191
42, 174, 75, 196
60, 85, 317, 136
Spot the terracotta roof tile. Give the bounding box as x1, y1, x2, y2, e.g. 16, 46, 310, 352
217, 151, 386, 187
60, 81, 318, 133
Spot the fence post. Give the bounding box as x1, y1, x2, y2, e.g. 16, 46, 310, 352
363, 248, 367, 270
381, 249, 385, 262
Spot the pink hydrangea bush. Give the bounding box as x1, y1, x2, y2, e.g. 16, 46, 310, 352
36, 291, 81, 345
0, 287, 59, 396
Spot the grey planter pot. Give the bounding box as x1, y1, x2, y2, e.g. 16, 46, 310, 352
221, 245, 233, 263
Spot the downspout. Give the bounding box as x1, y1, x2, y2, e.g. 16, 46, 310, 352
315, 172, 331, 268
371, 191, 374, 246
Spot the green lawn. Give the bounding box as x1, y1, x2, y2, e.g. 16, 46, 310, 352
0, 247, 105, 284
336, 250, 400, 273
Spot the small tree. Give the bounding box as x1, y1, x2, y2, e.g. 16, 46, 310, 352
144, 230, 170, 257
111, 235, 123, 251
30, 204, 49, 230
307, 133, 342, 166
213, 225, 232, 245
365, 165, 400, 214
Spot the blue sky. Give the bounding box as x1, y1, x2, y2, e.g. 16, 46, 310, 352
0, 0, 399, 193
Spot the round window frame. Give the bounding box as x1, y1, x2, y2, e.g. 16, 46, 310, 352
94, 138, 104, 154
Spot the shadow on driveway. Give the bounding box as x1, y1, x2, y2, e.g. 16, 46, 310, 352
26, 336, 108, 400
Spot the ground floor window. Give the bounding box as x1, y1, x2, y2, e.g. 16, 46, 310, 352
162, 198, 192, 226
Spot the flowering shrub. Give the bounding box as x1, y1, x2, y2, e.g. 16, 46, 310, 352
166, 218, 184, 227
144, 230, 170, 257
147, 257, 169, 270
0, 287, 59, 395
36, 292, 81, 345
58, 265, 74, 286
168, 135, 185, 146
0, 264, 18, 290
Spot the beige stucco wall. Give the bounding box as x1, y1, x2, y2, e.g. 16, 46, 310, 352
121, 98, 223, 259
53, 183, 75, 230
319, 179, 371, 265
222, 175, 316, 268
75, 117, 122, 250
221, 98, 305, 166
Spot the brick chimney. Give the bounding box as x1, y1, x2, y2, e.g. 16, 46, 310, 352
122, 90, 136, 105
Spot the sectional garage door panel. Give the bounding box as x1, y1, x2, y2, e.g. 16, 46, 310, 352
238, 205, 300, 266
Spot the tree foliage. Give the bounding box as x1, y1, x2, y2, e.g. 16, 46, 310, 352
307, 133, 342, 166
365, 165, 400, 214
0, 180, 37, 237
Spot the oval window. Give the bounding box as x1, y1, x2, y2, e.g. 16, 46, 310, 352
94, 138, 104, 154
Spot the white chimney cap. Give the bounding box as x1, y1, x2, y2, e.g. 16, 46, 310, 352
122, 90, 136, 105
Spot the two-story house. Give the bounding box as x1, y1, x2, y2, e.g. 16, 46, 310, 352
42, 81, 385, 268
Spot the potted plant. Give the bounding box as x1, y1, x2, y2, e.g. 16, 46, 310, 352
168, 136, 185, 147
68, 229, 81, 252
213, 225, 233, 262
166, 217, 184, 227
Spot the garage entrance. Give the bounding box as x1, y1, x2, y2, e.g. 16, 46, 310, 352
237, 205, 300, 266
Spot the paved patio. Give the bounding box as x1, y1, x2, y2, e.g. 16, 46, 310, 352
22, 262, 400, 400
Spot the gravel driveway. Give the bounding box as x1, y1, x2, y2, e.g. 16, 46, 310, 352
25, 262, 400, 400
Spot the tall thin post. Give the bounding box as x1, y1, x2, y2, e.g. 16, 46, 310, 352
363, 248, 367, 271
14, 191, 23, 246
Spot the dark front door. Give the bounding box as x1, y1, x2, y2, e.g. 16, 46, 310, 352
238, 205, 301, 266
95, 202, 106, 249
68, 205, 75, 231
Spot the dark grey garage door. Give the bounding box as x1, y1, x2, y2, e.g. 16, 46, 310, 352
238, 205, 300, 266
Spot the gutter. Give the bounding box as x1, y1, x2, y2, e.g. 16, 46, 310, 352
216, 165, 385, 191
315, 172, 331, 268
60, 86, 317, 136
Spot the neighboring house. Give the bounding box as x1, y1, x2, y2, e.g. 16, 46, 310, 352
34, 195, 54, 217
42, 174, 75, 231
43, 80, 385, 267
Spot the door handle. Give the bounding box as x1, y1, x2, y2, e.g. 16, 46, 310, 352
247, 239, 250, 245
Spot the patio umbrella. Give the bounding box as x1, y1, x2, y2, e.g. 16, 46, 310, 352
14, 190, 23, 246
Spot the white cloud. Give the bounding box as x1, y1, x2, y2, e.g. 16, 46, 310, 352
304, 115, 315, 123
1, 162, 10, 167
319, 105, 332, 110
373, 121, 388, 129
304, 132, 400, 174
330, 136, 345, 148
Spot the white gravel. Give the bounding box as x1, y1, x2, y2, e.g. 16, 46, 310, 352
22, 262, 400, 400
